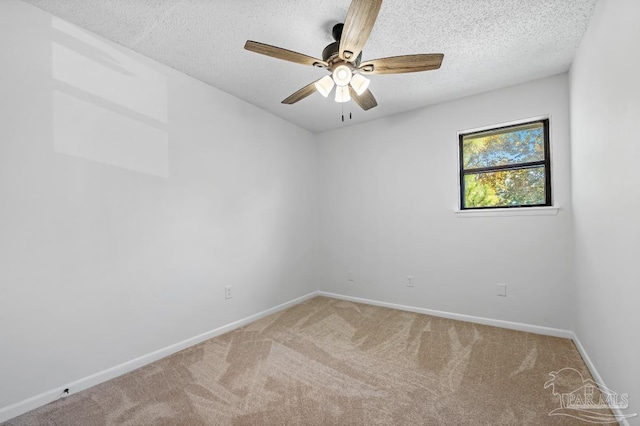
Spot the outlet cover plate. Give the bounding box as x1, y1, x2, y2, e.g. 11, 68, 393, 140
406, 276, 414, 287
497, 283, 507, 297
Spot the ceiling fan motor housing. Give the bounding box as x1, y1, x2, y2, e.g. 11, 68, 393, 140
323, 23, 362, 66
322, 42, 340, 63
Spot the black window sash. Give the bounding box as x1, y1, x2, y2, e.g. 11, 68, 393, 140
459, 119, 551, 209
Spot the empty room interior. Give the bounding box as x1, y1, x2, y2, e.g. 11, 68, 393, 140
1, 0, 638, 424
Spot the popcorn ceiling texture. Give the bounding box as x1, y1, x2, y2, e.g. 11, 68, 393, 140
23, 0, 598, 133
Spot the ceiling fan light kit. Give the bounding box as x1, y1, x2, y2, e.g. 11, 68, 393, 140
350, 73, 370, 96
315, 75, 335, 97
244, 0, 444, 111
332, 65, 353, 86
335, 85, 351, 103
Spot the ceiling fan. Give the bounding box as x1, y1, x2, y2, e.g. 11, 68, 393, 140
244, 0, 443, 111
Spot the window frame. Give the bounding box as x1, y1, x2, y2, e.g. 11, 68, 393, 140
458, 118, 552, 210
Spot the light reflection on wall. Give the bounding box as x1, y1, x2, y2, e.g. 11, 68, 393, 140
51, 18, 169, 178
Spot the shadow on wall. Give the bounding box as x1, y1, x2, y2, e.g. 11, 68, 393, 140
51, 17, 169, 178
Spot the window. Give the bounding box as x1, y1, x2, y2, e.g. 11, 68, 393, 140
459, 119, 551, 210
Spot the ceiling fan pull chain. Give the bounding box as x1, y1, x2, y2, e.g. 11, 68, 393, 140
341, 103, 345, 122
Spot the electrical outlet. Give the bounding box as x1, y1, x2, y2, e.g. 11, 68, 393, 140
347, 271, 355, 283
497, 283, 507, 297
406, 276, 414, 287
225, 286, 233, 300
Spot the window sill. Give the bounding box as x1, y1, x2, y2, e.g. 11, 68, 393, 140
454, 206, 560, 218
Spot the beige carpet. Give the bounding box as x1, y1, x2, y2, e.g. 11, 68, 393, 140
4, 296, 613, 425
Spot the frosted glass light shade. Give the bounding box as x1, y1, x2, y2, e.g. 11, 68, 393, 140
350, 73, 370, 96
315, 75, 334, 97
332, 65, 352, 86
335, 85, 351, 103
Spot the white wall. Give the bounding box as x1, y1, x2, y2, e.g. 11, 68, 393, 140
317, 74, 574, 329
0, 0, 317, 410
570, 0, 640, 417
4, 0, 637, 420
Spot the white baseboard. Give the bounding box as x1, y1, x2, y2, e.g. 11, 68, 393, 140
4, 291, 628, 425
571, 333, 635, 426
321, 292, 637, 424
319, 291, 574, 338
0, 291, 319, 424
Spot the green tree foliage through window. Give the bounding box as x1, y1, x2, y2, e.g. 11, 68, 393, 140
459, 119, 551, 209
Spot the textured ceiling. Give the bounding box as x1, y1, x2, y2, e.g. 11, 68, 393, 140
23, 0, 598, 133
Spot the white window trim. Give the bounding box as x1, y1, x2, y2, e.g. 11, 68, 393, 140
454, 206, 559, 218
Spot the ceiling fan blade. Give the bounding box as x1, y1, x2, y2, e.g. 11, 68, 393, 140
282, 78, 323, 104
245, 40, 328, 68
339, 0, 383, 62
359, 54, 444, 75
349, 86, 378, 110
